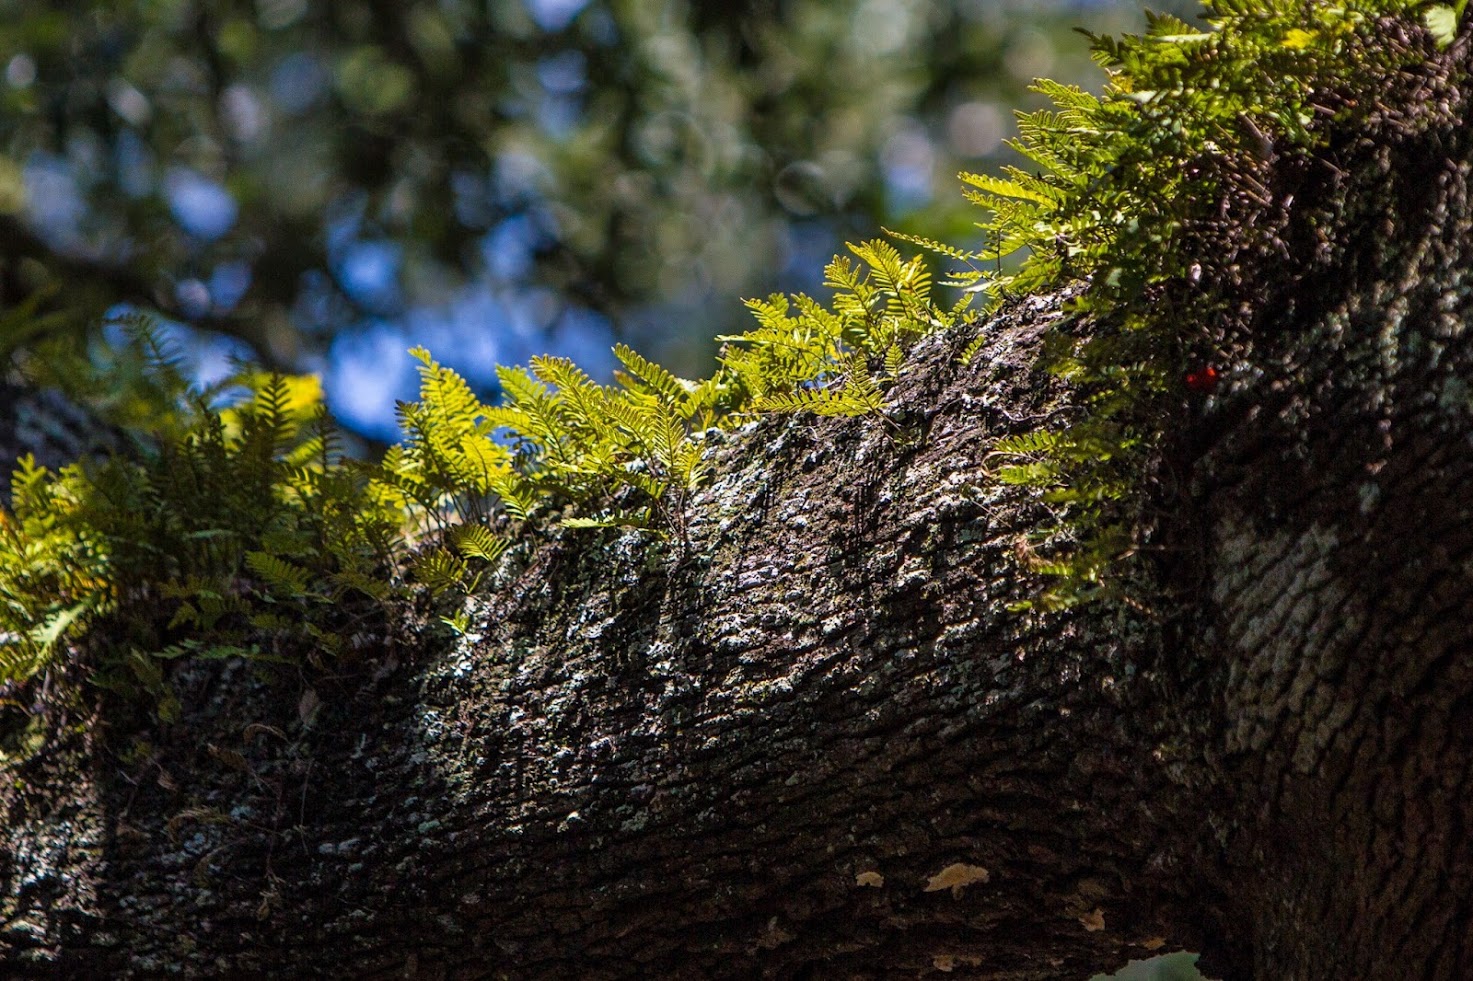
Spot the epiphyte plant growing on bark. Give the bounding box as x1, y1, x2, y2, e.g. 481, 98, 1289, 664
0, 236, 965, 697
0, 0, 1465, 706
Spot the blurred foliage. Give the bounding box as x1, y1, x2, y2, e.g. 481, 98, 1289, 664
0, 0, 1166, 402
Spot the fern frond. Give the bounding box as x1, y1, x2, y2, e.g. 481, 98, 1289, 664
755, 382, 885, 417
996, 462, 1061, 487
614, 344, 688, 404
991, 431, 1067, 457
453, 523, 509, 563
411, 547, 470, 598
245, 551, 313, 596
961, 170, 1059, 208
0, 640, 48, 685
562, 507, 657, 531
883, 227, 982, 264
531, 355, 607, 426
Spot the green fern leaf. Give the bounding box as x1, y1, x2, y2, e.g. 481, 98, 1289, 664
991, 432, 1066, 457
245, 551, 312, 596
411, 547, 470, 598
961, 171, 1058, 207
996, 462, 1060, 487
614, 343, 689, 404
453, 523, 508, 563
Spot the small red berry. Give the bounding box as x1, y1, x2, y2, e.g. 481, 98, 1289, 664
1185, 365, 1219, 393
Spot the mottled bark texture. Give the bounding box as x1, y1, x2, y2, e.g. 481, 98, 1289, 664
3, 34, 1473, 981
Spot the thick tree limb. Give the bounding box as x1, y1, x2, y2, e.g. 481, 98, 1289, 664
0, 290, 1216, 978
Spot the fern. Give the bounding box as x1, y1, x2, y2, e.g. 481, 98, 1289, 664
245, 551, 313, 597
411, 547, 475, 599
893, 0, 1451, 607
613, 343, 689, 405
990, 432, 1068, 457
453, 523, 509, 564
1, 0, 1454, 707
0, 334, 407, 699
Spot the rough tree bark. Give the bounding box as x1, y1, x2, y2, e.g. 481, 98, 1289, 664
2, 30, 1471, 981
